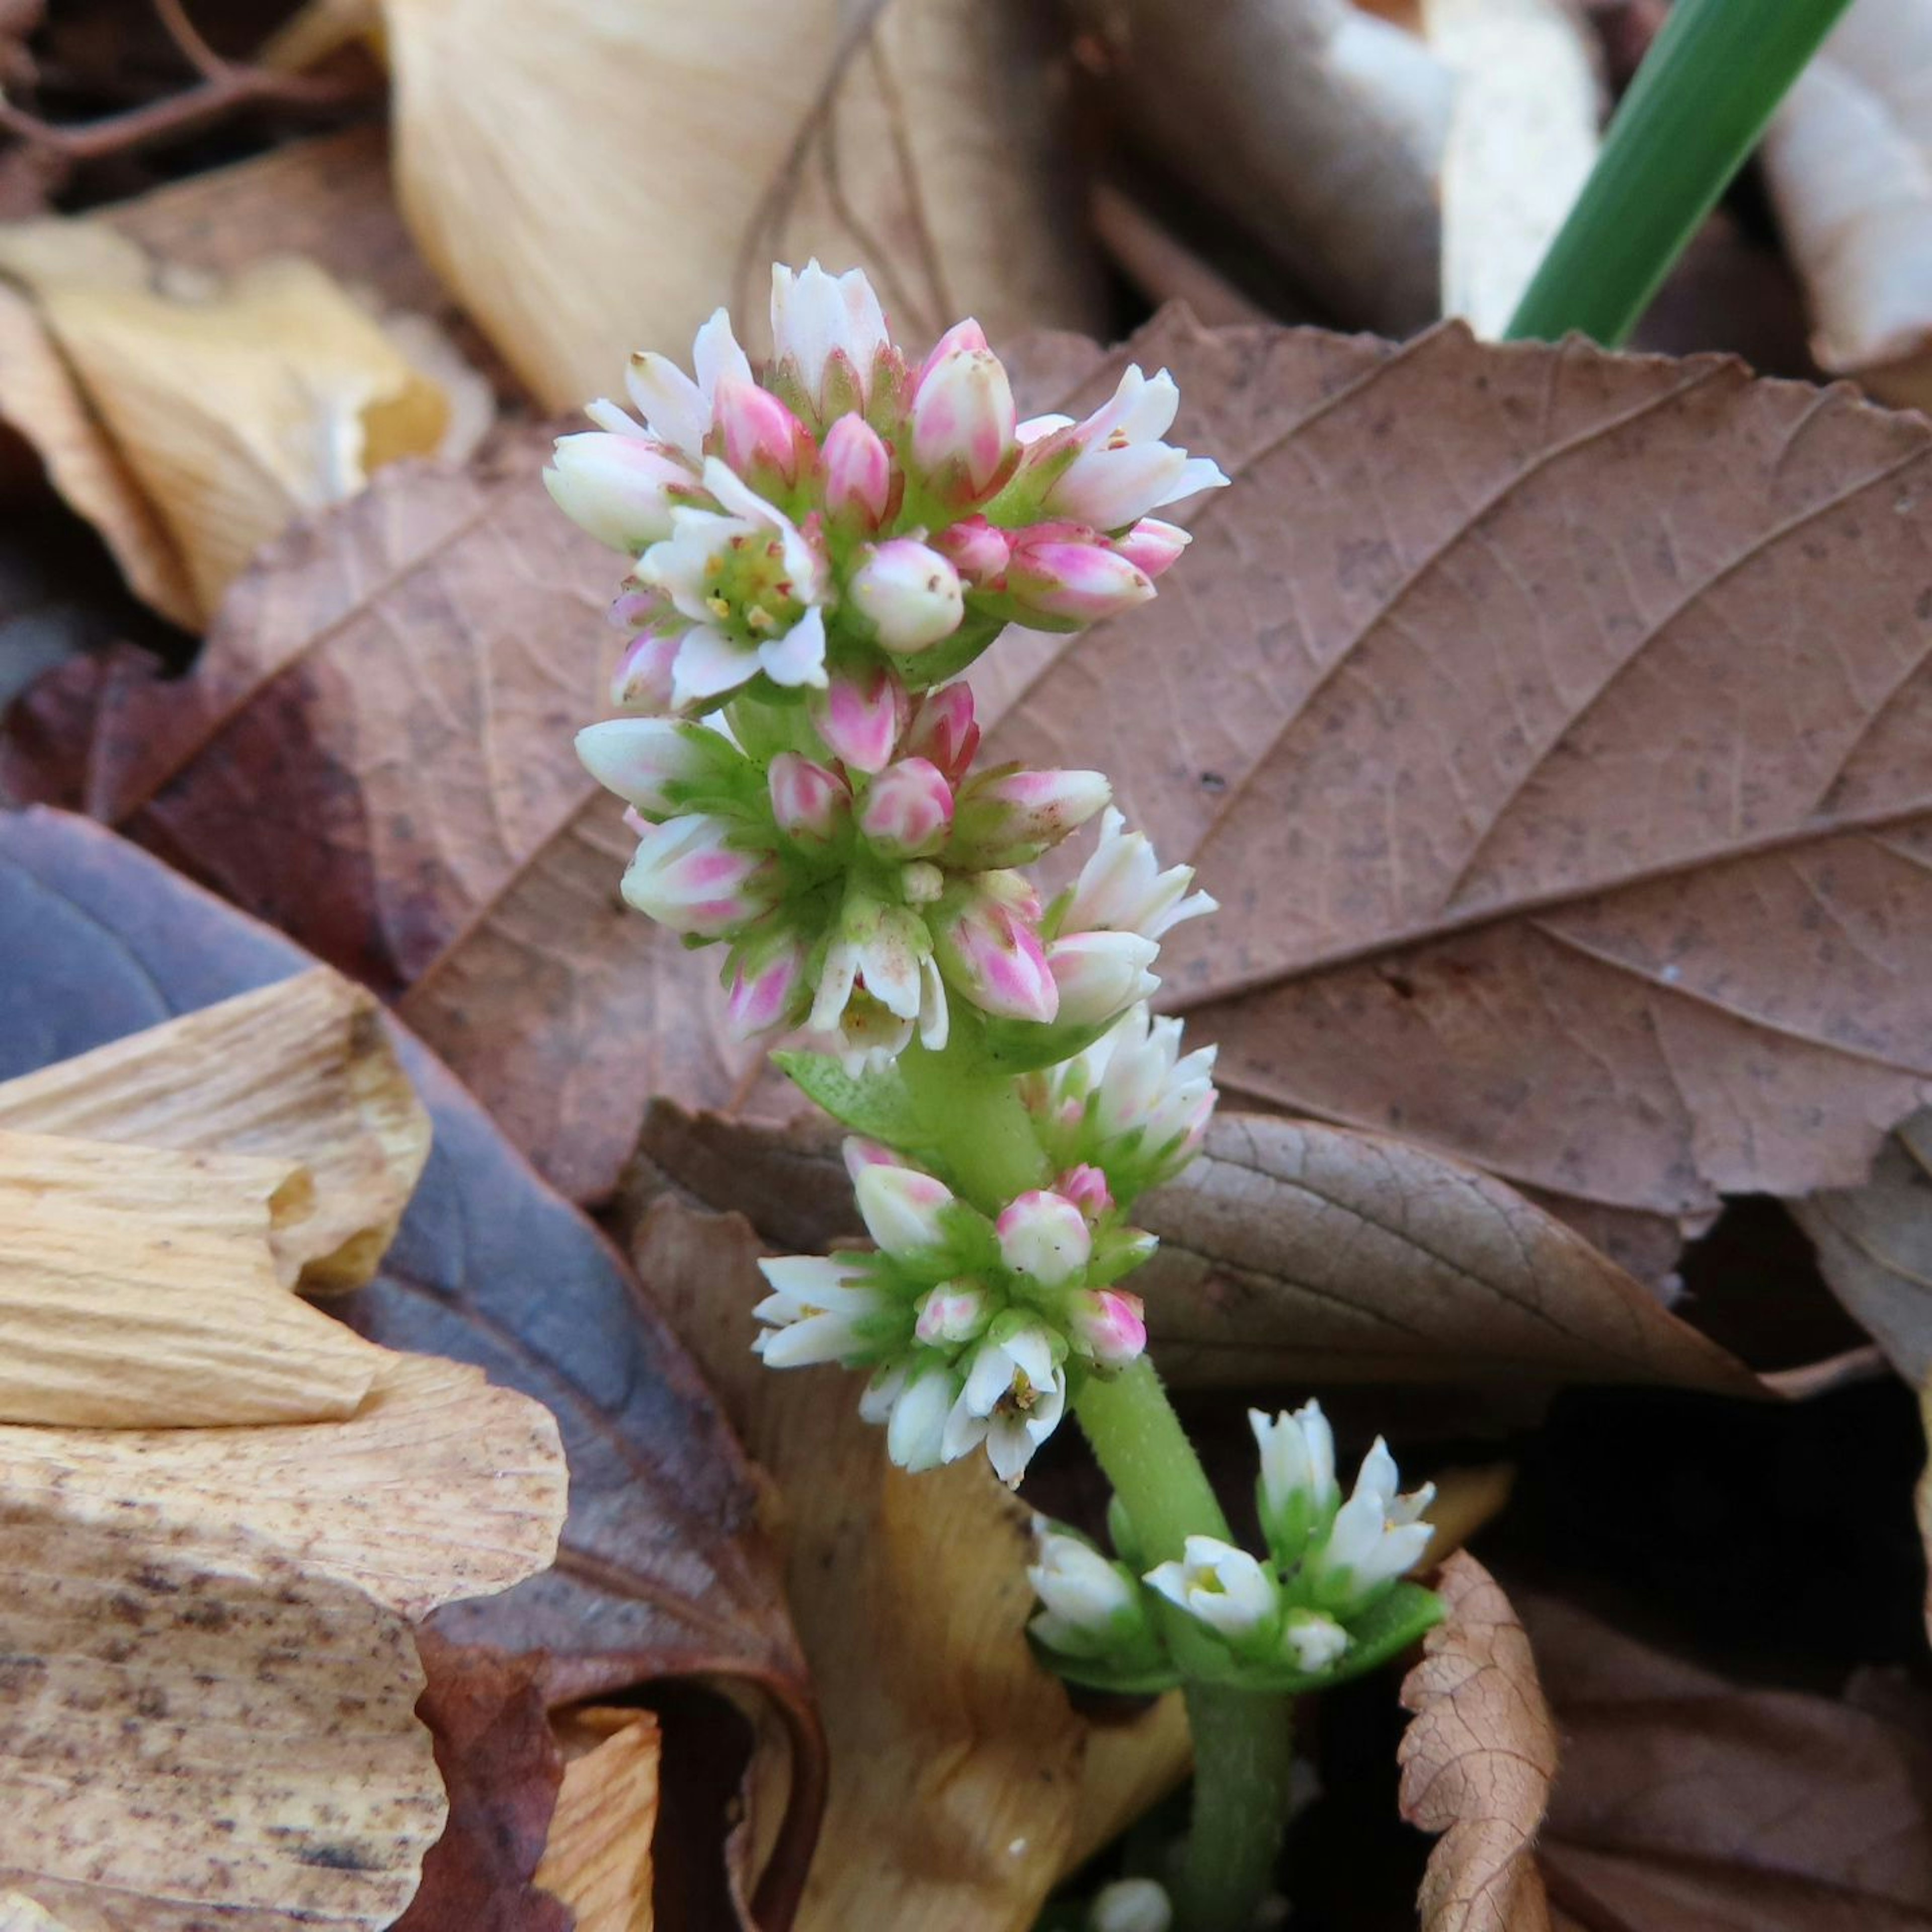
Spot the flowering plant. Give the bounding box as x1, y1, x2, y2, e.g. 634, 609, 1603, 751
549, 262, 1442, 1932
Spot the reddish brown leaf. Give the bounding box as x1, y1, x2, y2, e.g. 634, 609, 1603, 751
0, 807, 822, 1930
1398, 1554, 1558, 1932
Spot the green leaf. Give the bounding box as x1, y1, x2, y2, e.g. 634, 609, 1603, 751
773, 1051, 946, 1168
1238, 1583, 1448, 1696
1027, 1636, 1185, 1698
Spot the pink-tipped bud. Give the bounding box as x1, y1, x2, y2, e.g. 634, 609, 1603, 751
712, 376, 810, 489
933, 882, 1059, 1025
1046, 930, 1161, 1025
950, 766, 1111, 867
910, 323, 1018, 505
1068, 1289, 1146, 1370
545, 432, 702, 551
850, 538, 965, 655
725, 937, 809, 1039
822, 414, 895, 527
859, 756, 953, 859
577, 716, 742, 818
622, 814, 775, 937
768, 751, 851, 846
915, 1279, 991, 1345
997, 1189, 1093, 1287
934, 515, 1013, 584
609, 624, 681, 713
809, 663, 908, 776
842, 1135, 903, 1181
855, 1162, 957, 1258
1008, 530, 1157, 624
1112, 518, 1190, 579
905, 683, 980, 784
1058, 1164, 1114, 1220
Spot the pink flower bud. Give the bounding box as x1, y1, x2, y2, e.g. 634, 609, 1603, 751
842, 1136, 903, 1181
1068, 1289, 1146, 1370
1046, 930, 1161, 1025
1008, 530, 1157, 624
915, 1280, 991, 1345
997, 1189, 1093, 1287
822, 414, 895, 527
577, 716, 741, 818
859, 757, 953, 859
809, 663, 908, 776
855, 1161, 957, 1257
950, 766, 1111, 866
712, 376, 810, 488
910, 323, 1018, 504
849, 538, 965, 655
725, 936, 809, 1038
933, 883, 1059, 1025
934, 515, 1012, 584
544, 432, 702, 552
1112, 518, 1190, 579
609, 625, 681, 713
1057, 1164, 1114, 1220
622, 813, 775, 937
904, 683, 980, 784
770, 260, 893, 422
768, 751, 851, 846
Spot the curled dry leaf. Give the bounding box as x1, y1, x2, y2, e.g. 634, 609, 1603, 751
620, 1189, 1087, 1931
1763, 0, 1932, 408
631, 1102, 1761, 1393
0, 808, 821, 1927
0, 967, 430, 1292
0, 218, 484, 624
384, 0, 1099, 412
1398, 1553, 1558, 1932
534, 1711, 661, 1932
0, 1129, 388, 1426
0, 1504, 445, 1932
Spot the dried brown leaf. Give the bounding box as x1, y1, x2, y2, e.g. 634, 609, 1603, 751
0, 1504, 445, 1932
1399, 1554, 1558, 1932
0, 966, 429, 1292
0, 1128, 388, 1426
534, 1711, 661, 1932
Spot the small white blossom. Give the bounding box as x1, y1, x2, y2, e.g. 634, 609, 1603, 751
1304, 1437, 1436, 1615
1089, 1878, 1173, 1932
1251, 1400, 1340, 1560
622, 305, 754, 460
751, 1256, 892, 1367
1144, 1535, 1278, 1644
1064, 808, 1218, 943
1281, 1607, 1350, 1673
943, 1322, 1067, 1482
1032, 364, 1230, 530
1027, 1526, 1138, 1658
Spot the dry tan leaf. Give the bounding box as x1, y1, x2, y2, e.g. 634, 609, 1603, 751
1073, 0, 1451, 334
1060, 1694, 1192, 1877
534, 1712, 661, 1932
0, 1894, 72, 1931
1763, 0, 1932, 405
1427, 0, 1601, 336
0, 1502, 445, 1932
383, 0, 1100, 412
631, 1103, 1762, 1393
1399, 1554, 1558, 1932
0, 968, 430, 1293
0, 1348, 566, 1619
0, 222, 468, 622
627, 1193, 1088, 1931
0, 1129, 387, 1426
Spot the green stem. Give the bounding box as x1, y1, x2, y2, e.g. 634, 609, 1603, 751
1076, 1361, 1294, 1932
899, 1029, 1049, 1211
1505, 0, 1856, 346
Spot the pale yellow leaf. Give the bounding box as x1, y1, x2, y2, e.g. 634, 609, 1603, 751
0, 1130, 385, 1427
0, 969, 431, 1294
0, 1502, 444, 1932
0, 1348, 567, 1620
535, 1711, 661, 1932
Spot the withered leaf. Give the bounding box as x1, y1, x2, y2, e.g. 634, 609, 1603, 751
534, 1710, 661, 1932
0, 808, 820, 1923
632, 1102, 1760, 1392
1398, 1553, 1558, 1932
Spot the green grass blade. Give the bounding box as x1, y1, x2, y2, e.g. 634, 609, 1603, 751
1506, 0, 1857, 347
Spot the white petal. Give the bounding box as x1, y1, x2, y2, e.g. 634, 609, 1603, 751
671, 626, 757, 707
625, 352, 709, 457
690, 306, 752, 398
757, 605, 829, 690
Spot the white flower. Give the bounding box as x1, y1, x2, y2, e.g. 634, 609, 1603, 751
1305, 1438, 1436, 1615
1064, 808, 1218, 943
637, 459, 829, 708
770, 260, 892, 419
1089, 1878, 1174, 1932
943, 1322, 1067, 1483
1251, 1400, 1339, 1560
1143, 1535, 1278, 1644
751, 1256, 892, 1367
884, 1365, 957, 1472
1045, 929, 1161, 1027
1034, 364, 1230, 530
1027, 1526, 1137, 1658
544, 432, 701, 552
576, 716, 742, 819
1281, 1607, 1350, 1673
995, 1189, 1092, 1287
1039, 1002, 1218, 1195
854, 1160, 957, 1258
623, 306, 753, 460
810, 894, 932, 1037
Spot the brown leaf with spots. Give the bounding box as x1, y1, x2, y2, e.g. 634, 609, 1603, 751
1398, 1554, 1558, 1932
